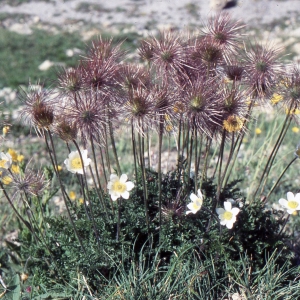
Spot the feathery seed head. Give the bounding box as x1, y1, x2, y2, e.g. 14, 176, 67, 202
19, 84, 56, 132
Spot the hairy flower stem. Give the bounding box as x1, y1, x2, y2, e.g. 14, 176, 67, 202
254, 113, 292, 198
99, 147, 108, 185
279, 214, 290, 236
73, 140, 101, 250
103, 128, 112, 177
196, 134, 203, 182
0, 181, 39, 240
90, 137, 110, 219
131, 123, 138, 184
221, 132, 235, 190
216, 130, 226, 202
146, 128, 151, 169
200, 137, 212, 188
265, 157, 297, 201
158, 120, 164, 246
65, 143, 90, 219
88, 165, 110, 220
206, 131, 226, 233
260, 117, 292, 194
177, 118, 182, 166
187, 123, 195, 192
108, 120, 121, 176
45, 132, 87, 254
138, 129, 150, 236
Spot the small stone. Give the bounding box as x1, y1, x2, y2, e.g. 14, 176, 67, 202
38, 60, 54, 71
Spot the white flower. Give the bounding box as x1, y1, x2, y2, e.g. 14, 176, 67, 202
107, 174, 134, 201
64, 149, 91, 174
279, 192, 300, 214
186, 189, 203, 215
216, 201, 240, 229
0, 152, 12, 169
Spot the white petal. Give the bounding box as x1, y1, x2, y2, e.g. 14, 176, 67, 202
107, 182, 112, 189
120, 174, 128, 183
279, 198, 288, 208
195, 199, 202, 208
286, 209, 294, 214
197, 189, 203, 200
121, 190, 130, 199
125, 181, 134, 191
218, 214, 225, 220
190, 193, 198, 202
287, 192, 295, 201
231, 207, 240, 216
226, 221, 234, 229
187, 203, 197, 212
186, 210, 194, 215
295, 193, 300, 202
224, 201, 232, 211
82, 149, 88, 157
110, 174, 119, 181
220, 219, 227, 225
84, 158, 91, 167
216, 208, 225, 215
76, 168, 84, 175
111, 193, 119, 201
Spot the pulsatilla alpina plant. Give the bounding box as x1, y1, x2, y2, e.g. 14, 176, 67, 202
2, 13, 300, 298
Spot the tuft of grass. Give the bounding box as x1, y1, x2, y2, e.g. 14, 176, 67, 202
0, 28, 87, 88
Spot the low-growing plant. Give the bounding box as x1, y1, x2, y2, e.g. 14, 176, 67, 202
1, 12, 300, 298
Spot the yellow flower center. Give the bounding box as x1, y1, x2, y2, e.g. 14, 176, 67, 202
112, 181, 126, 193
191, 202, 200, 210
287, 200, 299, 210
223, 211, 233, 220
0, 159, 8, 168
70, 157, 82, 169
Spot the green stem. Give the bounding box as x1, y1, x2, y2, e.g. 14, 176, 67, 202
158, 120, 164, 245
108, 120, 121, 176
73, 140, 101, 250
260, 117, 292, 195
0, 181, 37, 239
45, 132, 86, 254
265, 157, 297, 201
138, 128, 150, 236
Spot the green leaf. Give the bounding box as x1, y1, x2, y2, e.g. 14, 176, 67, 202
6, 274, 21, 300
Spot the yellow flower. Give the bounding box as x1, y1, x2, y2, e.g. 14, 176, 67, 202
69, 191, 76, 201
8, 149, 18, 162
292, 211, 298, 216
286, 107, 300, 115
223, 115, 243, 132
79, 198, 84, 205
55, 165, 62, 172
166, 124, 173, 132
0, 152, 12, 169
17, 154, 24, 162
2, 126, 9, 135
292, 127, 299, 133
173, 101, 185, 114
11, 165, 20, 174
270, 93, 283, 105
255, 128, 262, 135
2, 176, 12, 185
